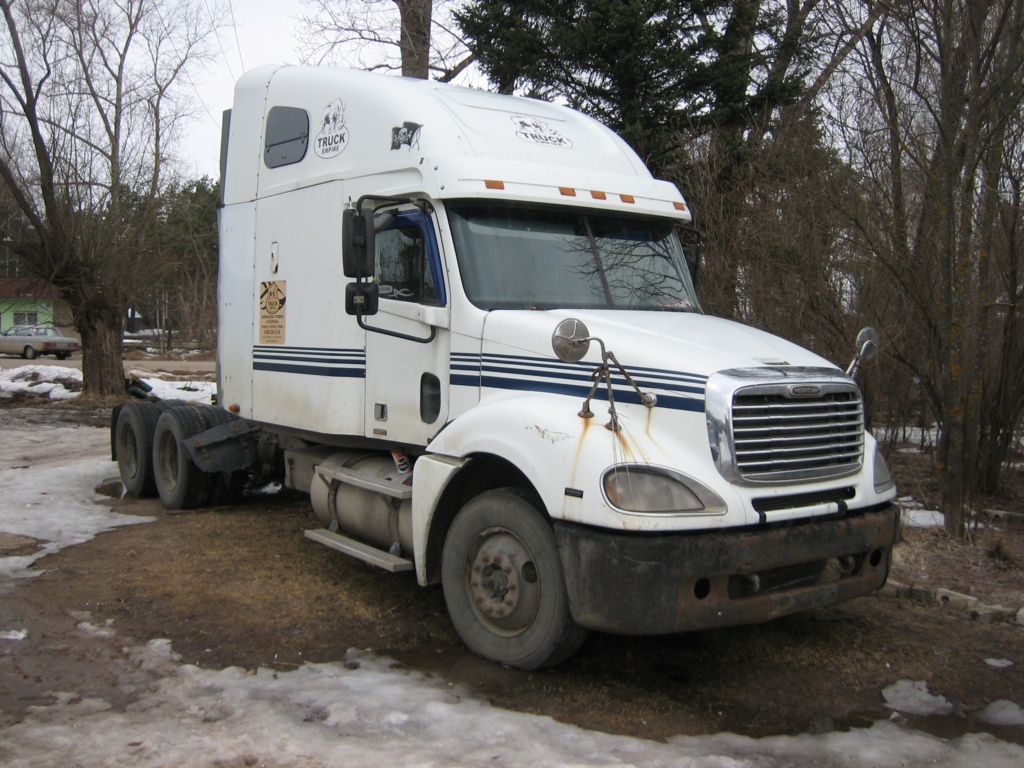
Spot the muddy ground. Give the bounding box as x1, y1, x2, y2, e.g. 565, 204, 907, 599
2, 400, 1023, 746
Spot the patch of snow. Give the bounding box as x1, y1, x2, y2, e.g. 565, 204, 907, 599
897, 498, 945, 527
125, 371, 215, 404
0, 421, 153, 587
1, 628, 28, 640
984, 658, 1014, 669
3, 644, 1024, 768
0, 365, 83, 400
0, 363, 215, 404
882, 679, 953, 716
977, 701, 1024, 727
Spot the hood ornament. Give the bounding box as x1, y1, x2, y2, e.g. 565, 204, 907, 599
551, 318, 656, 431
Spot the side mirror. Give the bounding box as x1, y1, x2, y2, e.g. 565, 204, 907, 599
855, 327, 880, 365
846, 327, 880, 379
342, 205, 375, 278
345, 281, 379, 316
551, 318, 591, 363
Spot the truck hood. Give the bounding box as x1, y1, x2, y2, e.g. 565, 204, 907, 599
481, 309, 837, 380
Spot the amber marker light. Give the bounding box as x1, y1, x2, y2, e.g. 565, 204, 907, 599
674, 201, 687, 211
484, 180, 505, 189
620, 194, 635, 203
228, 403, 241, 413
591, 190, 607, 200
559, 186, 577, 196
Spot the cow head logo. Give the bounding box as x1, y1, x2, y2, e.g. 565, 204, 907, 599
315, 99, 350, 159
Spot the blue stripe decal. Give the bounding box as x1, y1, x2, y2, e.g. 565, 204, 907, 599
451, 351, 706, 413
476, 351, 708, 385
254, 362, 366, 378
479, 363, 704, 396
253, 346, 365, 378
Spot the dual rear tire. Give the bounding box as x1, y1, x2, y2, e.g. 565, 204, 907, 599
115, 401, 161, 497
152, 405, 212, 509
116, 402, 237, 509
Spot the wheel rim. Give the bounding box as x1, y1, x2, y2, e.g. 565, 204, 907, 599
156, 429, 179, 492
119, 423, 139, 479
464, 526, 541, 637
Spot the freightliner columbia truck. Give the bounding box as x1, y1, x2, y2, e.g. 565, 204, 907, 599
112, 65, 899, 670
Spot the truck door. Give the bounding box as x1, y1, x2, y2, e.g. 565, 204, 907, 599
363, 209, 450, 447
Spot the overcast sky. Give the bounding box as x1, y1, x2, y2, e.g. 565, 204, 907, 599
182, 0, 306, 178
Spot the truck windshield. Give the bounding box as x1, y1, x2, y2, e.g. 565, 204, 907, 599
448, 203, 700, 312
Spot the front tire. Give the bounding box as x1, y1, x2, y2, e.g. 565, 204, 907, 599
442, 488, 588, 670
116, 401, 161, 497
23, 346, 37, 360
153, 406, 211, 509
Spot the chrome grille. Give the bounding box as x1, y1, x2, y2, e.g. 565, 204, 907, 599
731, 389, 864, 480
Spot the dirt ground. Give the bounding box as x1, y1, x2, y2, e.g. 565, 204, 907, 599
2, 399, 1023, 747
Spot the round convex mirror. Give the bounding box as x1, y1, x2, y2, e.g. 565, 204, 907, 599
551, 318, 591, 363
855, 327, 880, 363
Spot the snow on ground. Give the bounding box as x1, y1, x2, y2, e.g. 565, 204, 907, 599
0, 364, 215, 403
1, 368, 1022, 766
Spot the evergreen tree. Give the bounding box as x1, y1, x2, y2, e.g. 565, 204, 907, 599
456, 0, 809, 174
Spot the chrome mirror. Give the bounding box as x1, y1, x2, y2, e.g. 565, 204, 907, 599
551, 318, 591, 363
846, 327, 880, 378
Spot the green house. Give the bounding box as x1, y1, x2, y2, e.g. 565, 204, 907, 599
0, 278, 76, 336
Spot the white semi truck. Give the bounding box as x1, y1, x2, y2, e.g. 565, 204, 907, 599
112, 65, 899, 670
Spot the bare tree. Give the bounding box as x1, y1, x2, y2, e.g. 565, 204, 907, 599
297, 0, 474, 81
827, 0, 1024, 536
0, 0, 226, 396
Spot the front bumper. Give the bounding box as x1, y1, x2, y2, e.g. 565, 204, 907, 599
555, 503, 899, 635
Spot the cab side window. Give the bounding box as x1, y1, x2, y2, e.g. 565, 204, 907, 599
375, 216, 441, 305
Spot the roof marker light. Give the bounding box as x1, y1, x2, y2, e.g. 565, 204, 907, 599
485, 180, 505, 190
620, 194, 635, 204
559, 187, 577, 197
674, 201, 687, 211
591, 190, 607, 200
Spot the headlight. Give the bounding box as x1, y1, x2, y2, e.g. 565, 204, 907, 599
873, 448, 895, 493
602, 465, 726, 515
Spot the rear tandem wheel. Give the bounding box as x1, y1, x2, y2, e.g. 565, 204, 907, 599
153, 405, 212, 509
115, 400, 161, 497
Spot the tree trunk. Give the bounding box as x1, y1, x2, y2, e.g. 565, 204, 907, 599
78, 307, 125, 398
397, 0, 432, 79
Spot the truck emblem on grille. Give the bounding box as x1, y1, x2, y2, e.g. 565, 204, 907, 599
788, 385, 822, 397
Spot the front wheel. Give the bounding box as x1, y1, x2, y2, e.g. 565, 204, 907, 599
22, 346, 37, 360
442, 488, 588, 670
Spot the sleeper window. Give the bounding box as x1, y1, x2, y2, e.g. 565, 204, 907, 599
264, 107, 309, 168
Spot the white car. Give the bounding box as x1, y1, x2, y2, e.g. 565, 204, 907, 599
0, 325, 80, 360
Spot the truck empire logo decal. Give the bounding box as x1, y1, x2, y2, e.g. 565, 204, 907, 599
315, 99, 350, 158
511, 115, 572, 148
